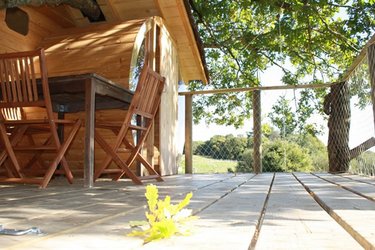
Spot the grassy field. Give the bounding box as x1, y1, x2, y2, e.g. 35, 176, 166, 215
178, 155, 238, 174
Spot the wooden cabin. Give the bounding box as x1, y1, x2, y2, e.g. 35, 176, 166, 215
0, 1, 208, 177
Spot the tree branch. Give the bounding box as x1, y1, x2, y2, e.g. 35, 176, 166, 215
258, 50, 292, 75
312, 6, 360, 52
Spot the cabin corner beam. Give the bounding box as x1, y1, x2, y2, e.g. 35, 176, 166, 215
185, 94, 193, 174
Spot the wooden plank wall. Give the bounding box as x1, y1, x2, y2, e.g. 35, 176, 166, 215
0, 7, 65, 53
41, 19, 146, 87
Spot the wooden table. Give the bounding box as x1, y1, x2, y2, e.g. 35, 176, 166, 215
45, 73, 133, 188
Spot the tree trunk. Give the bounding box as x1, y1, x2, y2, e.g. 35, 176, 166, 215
325, 81, 351, 172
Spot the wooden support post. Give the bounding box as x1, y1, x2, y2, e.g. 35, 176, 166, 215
253, 90, 262, 173
367, 44, 375, 133
84, 79, 95, 188
144, 19, 157, 175
185, 94, 193, 174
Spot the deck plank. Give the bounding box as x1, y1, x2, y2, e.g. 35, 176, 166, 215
1, 173, 374, 249
1, 174, 243, 249
256, 173, 362, 250
140, 173, 274, 250
7, 174, 267, 250
336, 173, 375, 186
314, 173, 375, 200
294, 172, 375, 249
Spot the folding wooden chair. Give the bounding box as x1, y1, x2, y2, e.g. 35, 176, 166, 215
94, 66, 165, 184
0, 107, 24, 177
0, 49, 82, 188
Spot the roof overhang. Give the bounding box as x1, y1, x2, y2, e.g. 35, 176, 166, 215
0, 0, 208, 83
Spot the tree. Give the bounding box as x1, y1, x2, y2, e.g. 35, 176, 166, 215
236, 125, 327, 172
236, 139, 314, 172
194, 134, 247, 160
188, 0, 375, 128
289, 133, 328, 171
268, 96, 297, 136
262, 139, 314, 172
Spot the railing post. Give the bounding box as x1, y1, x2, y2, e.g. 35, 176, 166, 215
367, 44, 375, 133
185, 94, 193, 174
253, 90, 262, 173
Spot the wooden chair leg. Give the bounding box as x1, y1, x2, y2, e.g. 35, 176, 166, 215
3, 161, 16, 177
112, 148, 140, 181
22, 135, 52, 171
94, 128, 136, 180
113, 152, 163, 182
136, 153, 163, 182
94, 131, 142, 185
0, 125, 28, 165
40, 120, 81, 188
0, 124, 23, 178
94, 131, 116, 180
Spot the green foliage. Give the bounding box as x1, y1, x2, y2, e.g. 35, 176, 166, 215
128, 185, 196, 243
261, 124, 278, 139
130, 40, 145, 91
236, 149, 254, 173
350, 151, 375, 176
289, 134, 328, 171
236, 131, 327, 172
191, 141, 204, 154
268, 96, 297, 136
262, 139, 314, 172
268, 89, 328, 136
348, 59, 372, 110
190, 126, 328, 173
188, 0, 374, 127
194, 134, 247, 160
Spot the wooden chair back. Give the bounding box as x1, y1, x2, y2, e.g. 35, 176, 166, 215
0, 49, 51, 113
94, 66, 165, 184
127, 66, 165, 141
134, 66, 164, 117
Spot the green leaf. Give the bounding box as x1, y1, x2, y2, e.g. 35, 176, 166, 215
145, 184, 158, 213
128, 184, 196, 243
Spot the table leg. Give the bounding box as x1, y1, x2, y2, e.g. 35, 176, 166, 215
84, 79, 95, 188
57, 112, 65, 171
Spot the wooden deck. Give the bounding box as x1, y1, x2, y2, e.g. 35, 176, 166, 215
0, 173, 374, 249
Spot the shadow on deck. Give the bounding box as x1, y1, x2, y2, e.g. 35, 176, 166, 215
0, 173, 374, 249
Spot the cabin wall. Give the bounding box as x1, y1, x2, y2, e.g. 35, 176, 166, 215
159, 26, 179, 175
41, 20, 145, 87
0, 7, 64, 53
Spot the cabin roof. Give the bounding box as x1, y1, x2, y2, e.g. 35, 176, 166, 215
0, 0, 208, 83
